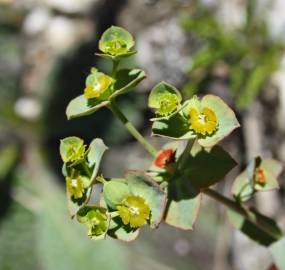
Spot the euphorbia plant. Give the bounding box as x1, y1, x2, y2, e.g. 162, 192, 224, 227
60, 26, 285, 268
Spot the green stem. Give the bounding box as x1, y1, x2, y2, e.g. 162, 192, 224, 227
203, 188, 281, 241
108, 101, 158, 158
177, 139, 195, 171
107, 60, 280, 241
112, 60, 119, 77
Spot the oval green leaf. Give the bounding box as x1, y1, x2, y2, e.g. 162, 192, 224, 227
109, 69, 146, 99
103, 180, 130, 209
165, 176, 202, 230
66, 95, 109, 120
198, 95, 240, 147
87, 138, 108, 183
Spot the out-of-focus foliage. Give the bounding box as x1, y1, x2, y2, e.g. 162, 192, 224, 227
181, 0, 284, 109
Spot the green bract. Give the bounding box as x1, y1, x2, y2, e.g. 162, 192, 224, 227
60, 137, 86, 163
148, 82, 182, 119
61, 137, 108, 217
87, 138, 108, 184
152, 94, 240, 147
100, 172, 166, 241
232, 157, 282, 202
66, 69, 146, 120
98, 26, 135, 59
77, 206, 110, 240
103, 180, 130, 210
103, 172, 167, 229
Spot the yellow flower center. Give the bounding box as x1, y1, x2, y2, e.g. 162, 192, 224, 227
117, 195, 150, 228
129, 206, 140, 215
84, 74, 113, 99
188, 107, 217, 135
66, 176, 84, 199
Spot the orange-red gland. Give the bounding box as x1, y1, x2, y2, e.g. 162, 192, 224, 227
255, 168, 266, 185
154, 149, 175, 168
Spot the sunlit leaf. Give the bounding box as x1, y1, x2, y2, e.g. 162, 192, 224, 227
165, 176, 202, 230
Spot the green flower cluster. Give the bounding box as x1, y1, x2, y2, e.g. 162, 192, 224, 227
149, 84, 240, 147
60, 25, 284, 259
60, 136, 166, 241
66, 26, 146, 120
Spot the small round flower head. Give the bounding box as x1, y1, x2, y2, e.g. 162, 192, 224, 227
188, 107, 218, 135
154, 149, 176, 168
60, 137, 86, 163
254, 168, 266, 185
77, 207, 109, 239
66, 175, 85, 199
117, 195, 150, 228
99, 26, 135, 56
84, 68, 114, 99
156, 92, 179, 116
86, 209, 108, 238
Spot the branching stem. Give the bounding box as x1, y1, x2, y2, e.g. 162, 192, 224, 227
108, 59, 280, 241
203, 188, 281, 241
108, 101, 158, 158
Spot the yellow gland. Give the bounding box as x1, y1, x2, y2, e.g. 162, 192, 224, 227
188, 107, 217, 135
105, 39, 128, 55
156, 93, 179, 116
84, 74, 113, 99
66, 176, 84, 199
117, 195, 150, 228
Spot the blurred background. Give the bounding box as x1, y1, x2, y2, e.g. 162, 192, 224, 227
0, 0, 285, 269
